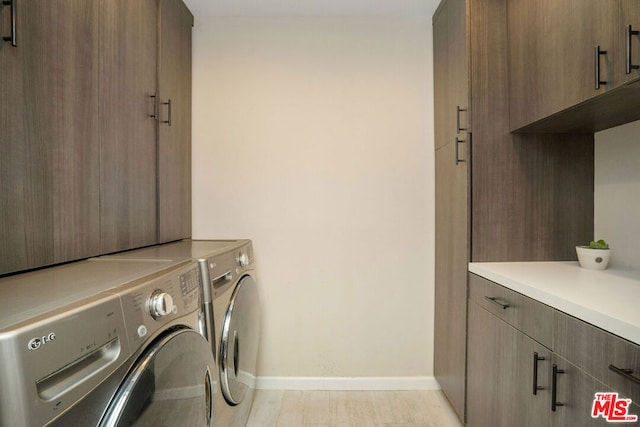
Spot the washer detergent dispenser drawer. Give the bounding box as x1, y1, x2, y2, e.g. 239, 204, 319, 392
0, 295, 129, 427
219, 275, 260, 405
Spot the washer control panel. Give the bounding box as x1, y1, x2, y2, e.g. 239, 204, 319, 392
118, 263, 202, 352
147, 290, 175, 319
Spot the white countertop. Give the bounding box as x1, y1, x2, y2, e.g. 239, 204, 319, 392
469, 262, 640, 346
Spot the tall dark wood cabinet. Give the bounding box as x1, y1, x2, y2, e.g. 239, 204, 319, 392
0, 0, 193, 275
1, 1, 101, 275
433, 0, 469, 420
99, 0, 158, 254
157, 0, 193, 243
433, 0, 594, 421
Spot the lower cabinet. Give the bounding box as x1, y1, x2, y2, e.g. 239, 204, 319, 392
467, 300, 551, 427
467, 273, 640, 426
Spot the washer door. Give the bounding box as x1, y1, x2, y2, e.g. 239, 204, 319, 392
219, 275, 260, 405
100, 328, 215, 427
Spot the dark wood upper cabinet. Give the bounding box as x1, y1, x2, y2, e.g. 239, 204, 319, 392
509, 0, 640, 133
1, 1, 101, 275
99, 0, 158, 254
157, 0, 193, 243
1, 0, 193, 275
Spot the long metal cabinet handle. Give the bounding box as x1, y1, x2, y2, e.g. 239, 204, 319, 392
456, 106, 468, 133
455, 137, 466, 165
484, 296, 509, 309
595, 46, 608, 90
533, 352, 546, 395
2, 0, 17, 47
162, 99, 172, 126
627, 25, 640, 74
609, 364, 640, 385
551, 364, 565, 411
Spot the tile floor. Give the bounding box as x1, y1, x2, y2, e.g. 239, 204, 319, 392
246, 390, 464, 426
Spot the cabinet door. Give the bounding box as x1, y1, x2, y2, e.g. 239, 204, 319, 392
157, 0, 193, 243
433, 0, 468, 151
467, 301, 552, 427
620, 0, 640, 85
434, 138, 468, 421
0, 1, 101, 275
0, 4, 28, 273
99, 0, 158, 253
433, 0, 469, 420
550, 354, 640, 426
509, 0, 621, 130
433, 2, 451, 151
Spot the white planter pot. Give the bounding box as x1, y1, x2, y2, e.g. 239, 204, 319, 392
576, 246, 611, 270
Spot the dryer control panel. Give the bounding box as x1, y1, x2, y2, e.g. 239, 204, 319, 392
202, 241, 254, 300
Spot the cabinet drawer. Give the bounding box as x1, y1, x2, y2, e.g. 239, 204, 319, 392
554, 311, 640, 405
469, 273, 553, 348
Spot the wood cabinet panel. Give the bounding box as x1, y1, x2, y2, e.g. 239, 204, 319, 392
434, 140, 468, 422
554, 311, 640, 405
549, 354, 640, 426
99, 0, 158, 253
509, 0, 640, 132
433, 3, 450, 152
433, 0, 469, 420
158, 0, 193, 243
468, 274, 553, 348
467, 300, 552, 427
1, 10, 28, 273
0, 1, 101, 275
469, 0, 594, 261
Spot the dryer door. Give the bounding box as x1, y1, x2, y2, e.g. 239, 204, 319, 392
99, 328, 215, 427
219, 275, 260, 405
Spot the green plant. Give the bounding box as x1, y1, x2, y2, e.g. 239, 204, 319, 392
588, 239, 609, 250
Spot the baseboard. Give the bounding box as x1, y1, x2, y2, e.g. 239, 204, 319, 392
255, 376, 440, 391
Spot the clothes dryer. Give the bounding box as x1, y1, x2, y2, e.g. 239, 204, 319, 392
99, 239, 261, 427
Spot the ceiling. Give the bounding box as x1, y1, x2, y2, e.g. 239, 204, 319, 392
183, 0, 440, 18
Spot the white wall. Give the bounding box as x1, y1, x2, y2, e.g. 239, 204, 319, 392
191, 17, 435, 386
595, 120, 640, 270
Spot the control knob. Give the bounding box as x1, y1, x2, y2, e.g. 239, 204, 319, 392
147, 290, 175, 319
237, 252, 249, 267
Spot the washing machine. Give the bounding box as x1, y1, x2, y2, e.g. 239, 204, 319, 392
0, 257, 215, 427
99, 239, 261, 426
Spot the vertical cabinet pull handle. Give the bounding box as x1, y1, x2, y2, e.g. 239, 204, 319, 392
2, 0, 17, 47
456, 106, 468, 133
626, 25, 640, 74
162, 99, 172, 126
609, 364, 640, 385
551, 364, 565, 411
533, 352, 546, 395
455, 137, 466, 165
595, 46, 608, 90
149, 95, 158, 119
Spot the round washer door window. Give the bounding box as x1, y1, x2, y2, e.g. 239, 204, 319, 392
220, 275, 260, 405
100, 328, 215, 427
